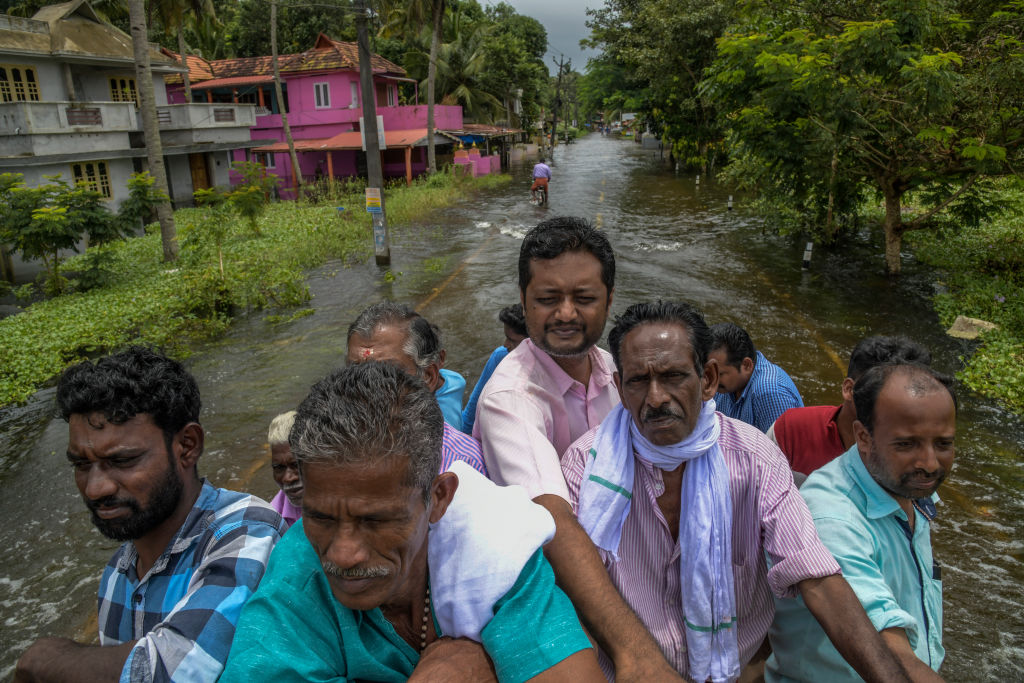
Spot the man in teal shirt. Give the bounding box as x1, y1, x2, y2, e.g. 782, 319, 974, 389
768, 362, 956, 682
221, 361, 602, 682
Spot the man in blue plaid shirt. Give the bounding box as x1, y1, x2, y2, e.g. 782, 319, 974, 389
14, 347, 284, 683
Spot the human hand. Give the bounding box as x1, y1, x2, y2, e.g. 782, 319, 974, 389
407, 637, 498, 683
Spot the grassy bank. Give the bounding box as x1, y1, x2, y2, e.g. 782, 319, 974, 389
0, 169, 510, 408
907, 208, 1024, 413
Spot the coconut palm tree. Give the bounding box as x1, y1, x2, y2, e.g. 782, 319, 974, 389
151, 0, 217, 103
127, 0, 178, 261
434, 8, 502, 123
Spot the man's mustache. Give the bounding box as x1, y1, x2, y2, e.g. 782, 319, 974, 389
642, 406, 683, 423
322, 561, 391, 579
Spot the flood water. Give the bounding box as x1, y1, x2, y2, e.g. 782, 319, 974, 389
1, 134, 1022, 679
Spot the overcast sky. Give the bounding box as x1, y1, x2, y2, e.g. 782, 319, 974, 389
485, 0, 602, 75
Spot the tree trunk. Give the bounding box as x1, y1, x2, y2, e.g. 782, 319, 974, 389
128, 0, 177, 261
426, 0, 443, 174
825, 146, 838, 240
272, 0, 302, 197
881, 180, 903, 275
178, 27, 192, 103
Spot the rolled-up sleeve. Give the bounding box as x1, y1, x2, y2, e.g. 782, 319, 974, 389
121, 520, 280, 683
758, 453, 841, 598
477, 389, 569, 501
813, 515, 921, 643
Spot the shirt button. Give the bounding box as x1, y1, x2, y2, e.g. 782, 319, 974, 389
134, 594, 143, 603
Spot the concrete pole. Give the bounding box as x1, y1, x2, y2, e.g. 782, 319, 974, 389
355, 0, 390, 266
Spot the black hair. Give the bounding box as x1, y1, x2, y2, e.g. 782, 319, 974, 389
853, 363, 957, 434
847, 336, 931, 380
709, 322, 757, 369
608, 301, 712, 374
347, 301, 443, 370
290, 361, 443, 501
56, 345, 201, 450
497, 303, 527, 337
518, 217, 615, 295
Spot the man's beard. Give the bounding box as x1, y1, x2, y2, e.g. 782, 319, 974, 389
535, 322, 601, 358
85, 458, 184, 542
866, 444, 946, 501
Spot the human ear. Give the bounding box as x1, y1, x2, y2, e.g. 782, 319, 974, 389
428, 472, 459, 523
841, 377, 855, 404
175, 423, 205, 472
701, 359, 719, 401
852, 420, 872, 456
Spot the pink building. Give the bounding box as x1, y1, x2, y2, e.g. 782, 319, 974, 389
166, 35, 466, 189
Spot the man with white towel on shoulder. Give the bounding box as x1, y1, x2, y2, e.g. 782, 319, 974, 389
561, 301, 914, 683
221, 361, 603, 683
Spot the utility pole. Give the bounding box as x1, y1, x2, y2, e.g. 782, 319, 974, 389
549, 55, 565, 157
355, 0, 390, 266
271, 0, 302, 199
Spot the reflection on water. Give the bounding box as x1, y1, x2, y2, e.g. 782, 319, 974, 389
1, 135, 1021, 679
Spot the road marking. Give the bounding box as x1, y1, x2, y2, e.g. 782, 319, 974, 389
599, 192, 604, 203
596, 213, 603, 228
752, 270, 846, 375
416, 232, 499, 312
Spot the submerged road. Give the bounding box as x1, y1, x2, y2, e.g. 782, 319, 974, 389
1, 134, 1022, 679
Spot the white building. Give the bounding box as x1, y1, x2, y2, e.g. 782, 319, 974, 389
0, 0, 267, 282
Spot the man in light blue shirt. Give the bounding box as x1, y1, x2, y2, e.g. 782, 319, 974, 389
767, 362, 957, 682
709, 322, 803, 432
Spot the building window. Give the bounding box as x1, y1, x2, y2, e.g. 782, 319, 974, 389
109, 76, 138, 105
0, 65, 41, 103
314, 82, 330, 109
71, 161, 112, 199
255, 152, 276, 169
387, 85, 395, 107
349, 81, 359, 109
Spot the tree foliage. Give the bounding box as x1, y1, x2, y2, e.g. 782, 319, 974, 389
704, 0, 1024, 272
584, 0, 733, 170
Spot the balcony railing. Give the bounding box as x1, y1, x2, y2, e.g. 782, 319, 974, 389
0, 100, 137, 135
155, 103, 255, 130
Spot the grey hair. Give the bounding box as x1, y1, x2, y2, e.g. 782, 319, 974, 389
347, 301, 442, 372
267, 410, 296, 446
289, 361, 443, 500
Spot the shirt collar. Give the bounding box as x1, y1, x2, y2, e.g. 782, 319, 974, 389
842, 447, 940, 521
525, 338, 611, 396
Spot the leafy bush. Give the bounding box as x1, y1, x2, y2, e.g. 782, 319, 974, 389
0, 168, 502, 407
908, 193, 1024, 412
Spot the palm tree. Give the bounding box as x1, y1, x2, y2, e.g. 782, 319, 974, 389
434, 9, 502, 123
127, 0, 178, 261
271, 0, 302, 195
152, 0, 217, 103
375, 0, 442, 174
425, 0, 444, 173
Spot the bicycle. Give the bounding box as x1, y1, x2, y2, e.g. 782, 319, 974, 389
530, 184, 548, 206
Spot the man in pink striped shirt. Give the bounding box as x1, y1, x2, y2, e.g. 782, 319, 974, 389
562, 301, 912, 682
475, 218, 685, 680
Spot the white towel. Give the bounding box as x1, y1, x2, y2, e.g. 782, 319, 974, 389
428, 460, 556, 641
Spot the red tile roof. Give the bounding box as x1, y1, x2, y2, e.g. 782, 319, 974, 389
191, 75, 275, 90
168, 34, 405, 87
253, 129, 435, 152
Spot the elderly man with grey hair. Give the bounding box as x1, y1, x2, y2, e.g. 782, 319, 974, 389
346, 301, 487, 476
347, 301, 467, 430
220, 362, 603, 682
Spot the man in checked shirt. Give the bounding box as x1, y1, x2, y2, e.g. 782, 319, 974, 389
15, 347, 284, 683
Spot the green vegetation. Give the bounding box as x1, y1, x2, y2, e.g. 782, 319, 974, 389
907, 188, 1024, 412
0, 169, 506, 408
585, 0, 1024, 273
